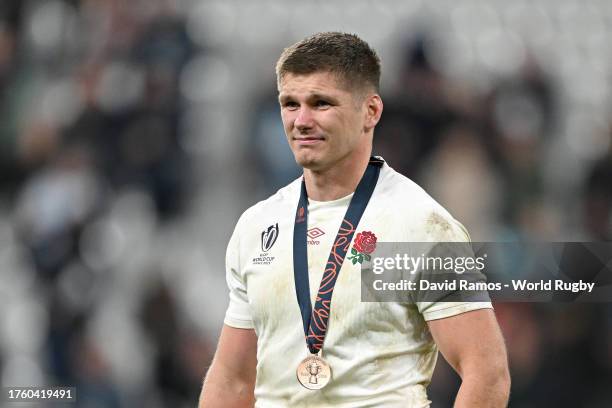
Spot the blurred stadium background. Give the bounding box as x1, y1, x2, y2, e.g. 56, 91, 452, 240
0, 0, 611, 406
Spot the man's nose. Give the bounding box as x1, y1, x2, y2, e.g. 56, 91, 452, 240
294, 106, 314, 131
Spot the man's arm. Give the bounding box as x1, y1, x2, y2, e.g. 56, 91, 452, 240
427, 308, 510, 407
199, 325, 257, 408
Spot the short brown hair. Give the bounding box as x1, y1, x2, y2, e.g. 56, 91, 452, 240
276, 32, 381, 94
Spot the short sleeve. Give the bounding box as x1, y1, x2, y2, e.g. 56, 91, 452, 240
416, 213, 493, 321
223, 216, 255, 329
420, 301, 493, 321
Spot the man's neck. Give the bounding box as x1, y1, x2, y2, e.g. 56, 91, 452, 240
303, 152, 371, 202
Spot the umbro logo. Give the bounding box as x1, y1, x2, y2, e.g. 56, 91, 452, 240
307, 227, 325, 245
307, 228, 325, 239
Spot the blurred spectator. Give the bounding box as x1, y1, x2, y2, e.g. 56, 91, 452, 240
376, 32, 477, 182
140, 278, 214, 406
420, 121, 502, 239
583, 122, 612, 240
14, 144, 103, 280
247, 89, 301, 195
483, 53, 558, 234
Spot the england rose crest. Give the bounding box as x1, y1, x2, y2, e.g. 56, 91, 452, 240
347, 231, 377, 264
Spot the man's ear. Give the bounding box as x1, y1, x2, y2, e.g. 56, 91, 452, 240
363, 94, 383, 131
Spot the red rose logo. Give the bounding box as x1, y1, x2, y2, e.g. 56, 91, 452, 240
348, 231, 378, 265
353, 231, 377, 254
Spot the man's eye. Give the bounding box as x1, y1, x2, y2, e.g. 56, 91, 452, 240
316, 100, 330, 107
284, 102, 299, 109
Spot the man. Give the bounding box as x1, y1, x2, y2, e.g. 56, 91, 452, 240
199, 32, 510, 407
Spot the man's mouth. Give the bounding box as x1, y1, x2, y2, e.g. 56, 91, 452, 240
294, 136, 324, 145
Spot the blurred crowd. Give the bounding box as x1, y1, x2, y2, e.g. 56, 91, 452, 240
0, 0, 611, 407
0, 1, 207, 407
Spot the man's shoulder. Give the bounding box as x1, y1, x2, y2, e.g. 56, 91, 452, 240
235, 177, 301, 228
378, 163, 469, 241
378, 163, 445, 211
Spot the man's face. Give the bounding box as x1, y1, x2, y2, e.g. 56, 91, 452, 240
278, 71, 368, 171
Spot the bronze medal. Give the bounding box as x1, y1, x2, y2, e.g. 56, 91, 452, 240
293, 159, 383, 389
296, 354, 332, 390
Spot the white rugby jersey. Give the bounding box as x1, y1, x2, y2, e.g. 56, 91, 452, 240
224, 161, 491, 408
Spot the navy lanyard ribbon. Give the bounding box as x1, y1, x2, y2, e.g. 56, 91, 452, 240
293, 157, 383, 354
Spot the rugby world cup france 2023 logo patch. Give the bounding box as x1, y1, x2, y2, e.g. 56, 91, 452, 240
253, 223, 278, 265
261, 223, 279, 252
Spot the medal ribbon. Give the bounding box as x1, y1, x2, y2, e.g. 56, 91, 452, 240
293, 157, 383, 354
